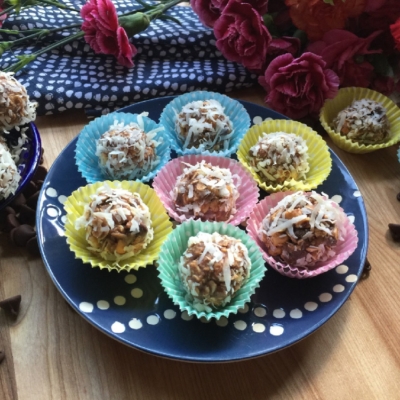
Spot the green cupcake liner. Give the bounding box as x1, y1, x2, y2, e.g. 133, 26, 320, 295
157, 220, 267, 320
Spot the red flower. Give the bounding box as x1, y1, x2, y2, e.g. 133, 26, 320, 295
266, 37, 300, 65
214, 0, 271, 72
81, 0, 137, 68
307, 29, 382, 88
285, 0, 366, 41
390, 18, 400, 51
190, 0, 268, 28
259, 52, 339, 120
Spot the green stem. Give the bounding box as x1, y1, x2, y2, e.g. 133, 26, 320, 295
37, 0, 79, 12
0, 6, 14, 17
147, 0, 182, 20
4, 30, 84, 73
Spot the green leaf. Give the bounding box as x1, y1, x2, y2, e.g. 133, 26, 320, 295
158, 14, 181, 25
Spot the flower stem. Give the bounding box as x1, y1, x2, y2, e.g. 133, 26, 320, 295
0, 6, 14, 17
37, 0, 79, 12
147, 0, 182, 20
4, 30, 84, 73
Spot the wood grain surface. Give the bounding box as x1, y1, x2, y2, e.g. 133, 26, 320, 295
1, 87, 400, 400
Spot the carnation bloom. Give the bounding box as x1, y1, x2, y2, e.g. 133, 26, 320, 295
214, 0, 271, 72
307, 29, 382, 88
390, 18, 400, 51
285, 0, 366, 41
259, 52, 339, 119
190, 0, 268, 28
81, 0, 137, 68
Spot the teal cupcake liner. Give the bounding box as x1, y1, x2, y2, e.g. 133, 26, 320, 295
75, 112, 171, 183
159, 91, 250, 157
157, 220, 267, 320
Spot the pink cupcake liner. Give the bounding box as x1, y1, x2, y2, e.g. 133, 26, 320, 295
246, 192, 359, 279
153, 154, 259, 226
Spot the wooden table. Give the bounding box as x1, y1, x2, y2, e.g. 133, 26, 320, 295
1, 88, 400, 400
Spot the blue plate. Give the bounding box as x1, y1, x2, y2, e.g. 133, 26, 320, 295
36, 97, 368, 363
0, 122, 42, 210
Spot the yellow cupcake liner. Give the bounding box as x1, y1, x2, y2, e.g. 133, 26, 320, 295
320, 87, 400, 154
63, 180, 173, 272
237, 120, 332, 193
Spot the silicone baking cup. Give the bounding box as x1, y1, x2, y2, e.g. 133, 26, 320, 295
246, 192, 358, 279
320, 87, 400, 154
152, 154, 259, 225
63, 180, 173, 272
237, 119, 332, 193
157, 220, 267, 320
75, 112, 171, 183
159, 91, 250, 157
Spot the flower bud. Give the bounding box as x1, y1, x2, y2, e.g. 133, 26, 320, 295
119, 12, 150, 37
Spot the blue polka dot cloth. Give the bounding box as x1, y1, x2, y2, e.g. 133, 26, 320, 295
0, 1, 258, 116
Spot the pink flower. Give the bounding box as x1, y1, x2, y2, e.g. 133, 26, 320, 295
214, 0, 271, 73
307, 29, 381, 88
81, 0, 137, 68
266, 37, 300, 64
390, 18, 400, 51
259, 52, 339, 119
190, 0, 268, 28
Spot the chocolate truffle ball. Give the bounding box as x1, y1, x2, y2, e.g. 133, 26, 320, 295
0, 142, 20, 201
172, 161, 239, 222
259, 191, 344, 268
96, 119, 161, 180
248, 132, 309, 184
0, 72, 37, 132
332, 99, 390, 144
75, 186, 153, 260
179, 232, 251, 311
175, 99, 233, 151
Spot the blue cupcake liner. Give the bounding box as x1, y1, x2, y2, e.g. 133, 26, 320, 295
159, 91, 251, 157
75, 112, 171, 183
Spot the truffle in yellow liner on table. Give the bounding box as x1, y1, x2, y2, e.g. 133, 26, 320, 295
237, 119, 332, 193
63, 180, 173, 272
320, 87, 400, 154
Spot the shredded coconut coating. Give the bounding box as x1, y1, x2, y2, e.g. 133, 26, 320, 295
248, 132, 309, 184
0, 142, 20, 200
332, 99, 390, 144
96, 116, 162, 180
259, 191, 345, 268
0, 72, 37, 133
172, 161, 239, 222
75, 186, 153, 261
175, 99, 233, 151
179, 232, 251, 311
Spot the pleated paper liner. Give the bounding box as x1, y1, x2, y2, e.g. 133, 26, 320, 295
237, 119, 332, 193
246, 192, 358, 279
157, 220, 267, 320
75, 112, 171, 183
152, 154, 259, 225
64, 180, 173, 272
159, 91, 250, 157
320, 87, 400, 154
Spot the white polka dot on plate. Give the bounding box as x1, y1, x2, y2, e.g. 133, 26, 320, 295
273, 309, 285, 318
353, 190, 361, 197
46, 207, 59, 217
319, 293, 333, 302
333, 284, 345, 293
147, 315, 160, 325
290, 309, 302, 319
181, 311, 193, 321
97, 300, 109, 310
331, 195, 342, 204
346, 274, 358, 283
79, 302, 93, 313
163, 309, 176, 319
238, 304, 249, 314
114, 296, 126, 306
270, 324, 284, 336
254, 307, 267, 317
216, 317, 228, 327
58, 195, 67, 204
129, 318, 143, 330
131, 288, 143, 298
253, 116, 262, 125
304, 302, 318, 311
111, 321, 125, 333
46, 187, 57, 197
124, 274, 137, 284
336, 264, 349, 274
252, 323, 266, 333
234, 320, 247, 331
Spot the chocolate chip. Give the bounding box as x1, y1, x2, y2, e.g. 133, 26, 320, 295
26, 236, 40, 255
364, 258, 371, 271
4, 206, 16, 215
23, 180, 38, 198
0, 295, 21, 317
33, 165, 47, 181
0, 351, 4, 364
397, 192, 400, 202
388, 223, 400, 242
39, 156, 44, 165
10, 224, 36, 246
18, 204, 36, 225
35, 180, 44, 189
26, 191, 39, 210
10, 193, 26, 210
5, 213, 20, 232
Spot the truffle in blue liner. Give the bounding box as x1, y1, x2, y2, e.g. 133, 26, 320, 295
159, 91, 250, 157
75, 112, 171, 183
